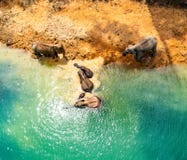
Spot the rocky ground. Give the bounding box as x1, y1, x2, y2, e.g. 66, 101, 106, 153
0, 0, 186, 68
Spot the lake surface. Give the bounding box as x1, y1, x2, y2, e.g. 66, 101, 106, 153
0, 47, 187, 160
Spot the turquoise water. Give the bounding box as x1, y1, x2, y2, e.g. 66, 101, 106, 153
0, 47, 187, 160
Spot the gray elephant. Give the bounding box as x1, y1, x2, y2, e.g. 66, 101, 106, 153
78, 70, 94, 93
32, 42, 66, 59
74, 92, 102, 108
74, 63, 93, 78
122, 36, 157, 61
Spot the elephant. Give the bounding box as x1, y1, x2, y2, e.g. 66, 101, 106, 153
74, 92, 102, 108
78, 70, 94, 93
32, 42, 67, 59
74, 63, 93, 78
122, 36, 157, 61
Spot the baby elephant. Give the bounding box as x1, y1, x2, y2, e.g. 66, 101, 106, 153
74, 63, 93, 78
74, 93, 102, 108
78, 70, 94, 93
32, 42, 66, 59
122, 36, 157, 61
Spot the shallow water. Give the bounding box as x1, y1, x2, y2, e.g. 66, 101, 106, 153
0, 47, 187, 160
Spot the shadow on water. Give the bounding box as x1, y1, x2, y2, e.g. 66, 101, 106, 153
0, 62, 19, 124
122, 65, 187, 159
0, 133, 46, 160
0, 134, 23, 160
136, 102, 187, 160
0, 62, 39, 160
98, 65, 187, 159
0, 85, 18, 123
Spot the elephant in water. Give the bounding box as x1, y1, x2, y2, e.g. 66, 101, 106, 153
74, 92, 102, 108
78, 70, 94, 93
122, 36, 157, 61
74, 63, 93, 78
32, 42, 67, 59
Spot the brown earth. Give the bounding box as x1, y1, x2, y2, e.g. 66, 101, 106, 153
0, 0, 187, 68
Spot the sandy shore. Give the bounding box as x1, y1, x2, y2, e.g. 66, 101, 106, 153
0, 0, 186, 69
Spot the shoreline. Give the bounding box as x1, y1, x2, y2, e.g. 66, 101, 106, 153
0, 45, 104, 106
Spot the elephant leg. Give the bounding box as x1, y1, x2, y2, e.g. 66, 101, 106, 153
63, 53, 68, 60
52, 51, 58, 59
135, 51, 143, 61
151, 46, 156, 57
35, 51, 42, 58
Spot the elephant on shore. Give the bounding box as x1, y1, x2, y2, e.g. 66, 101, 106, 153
122, 36, 157, 61
74, 92, 102, 108
32, 42, 66, 59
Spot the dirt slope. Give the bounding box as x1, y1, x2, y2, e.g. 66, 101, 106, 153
0, 0, 186, 68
